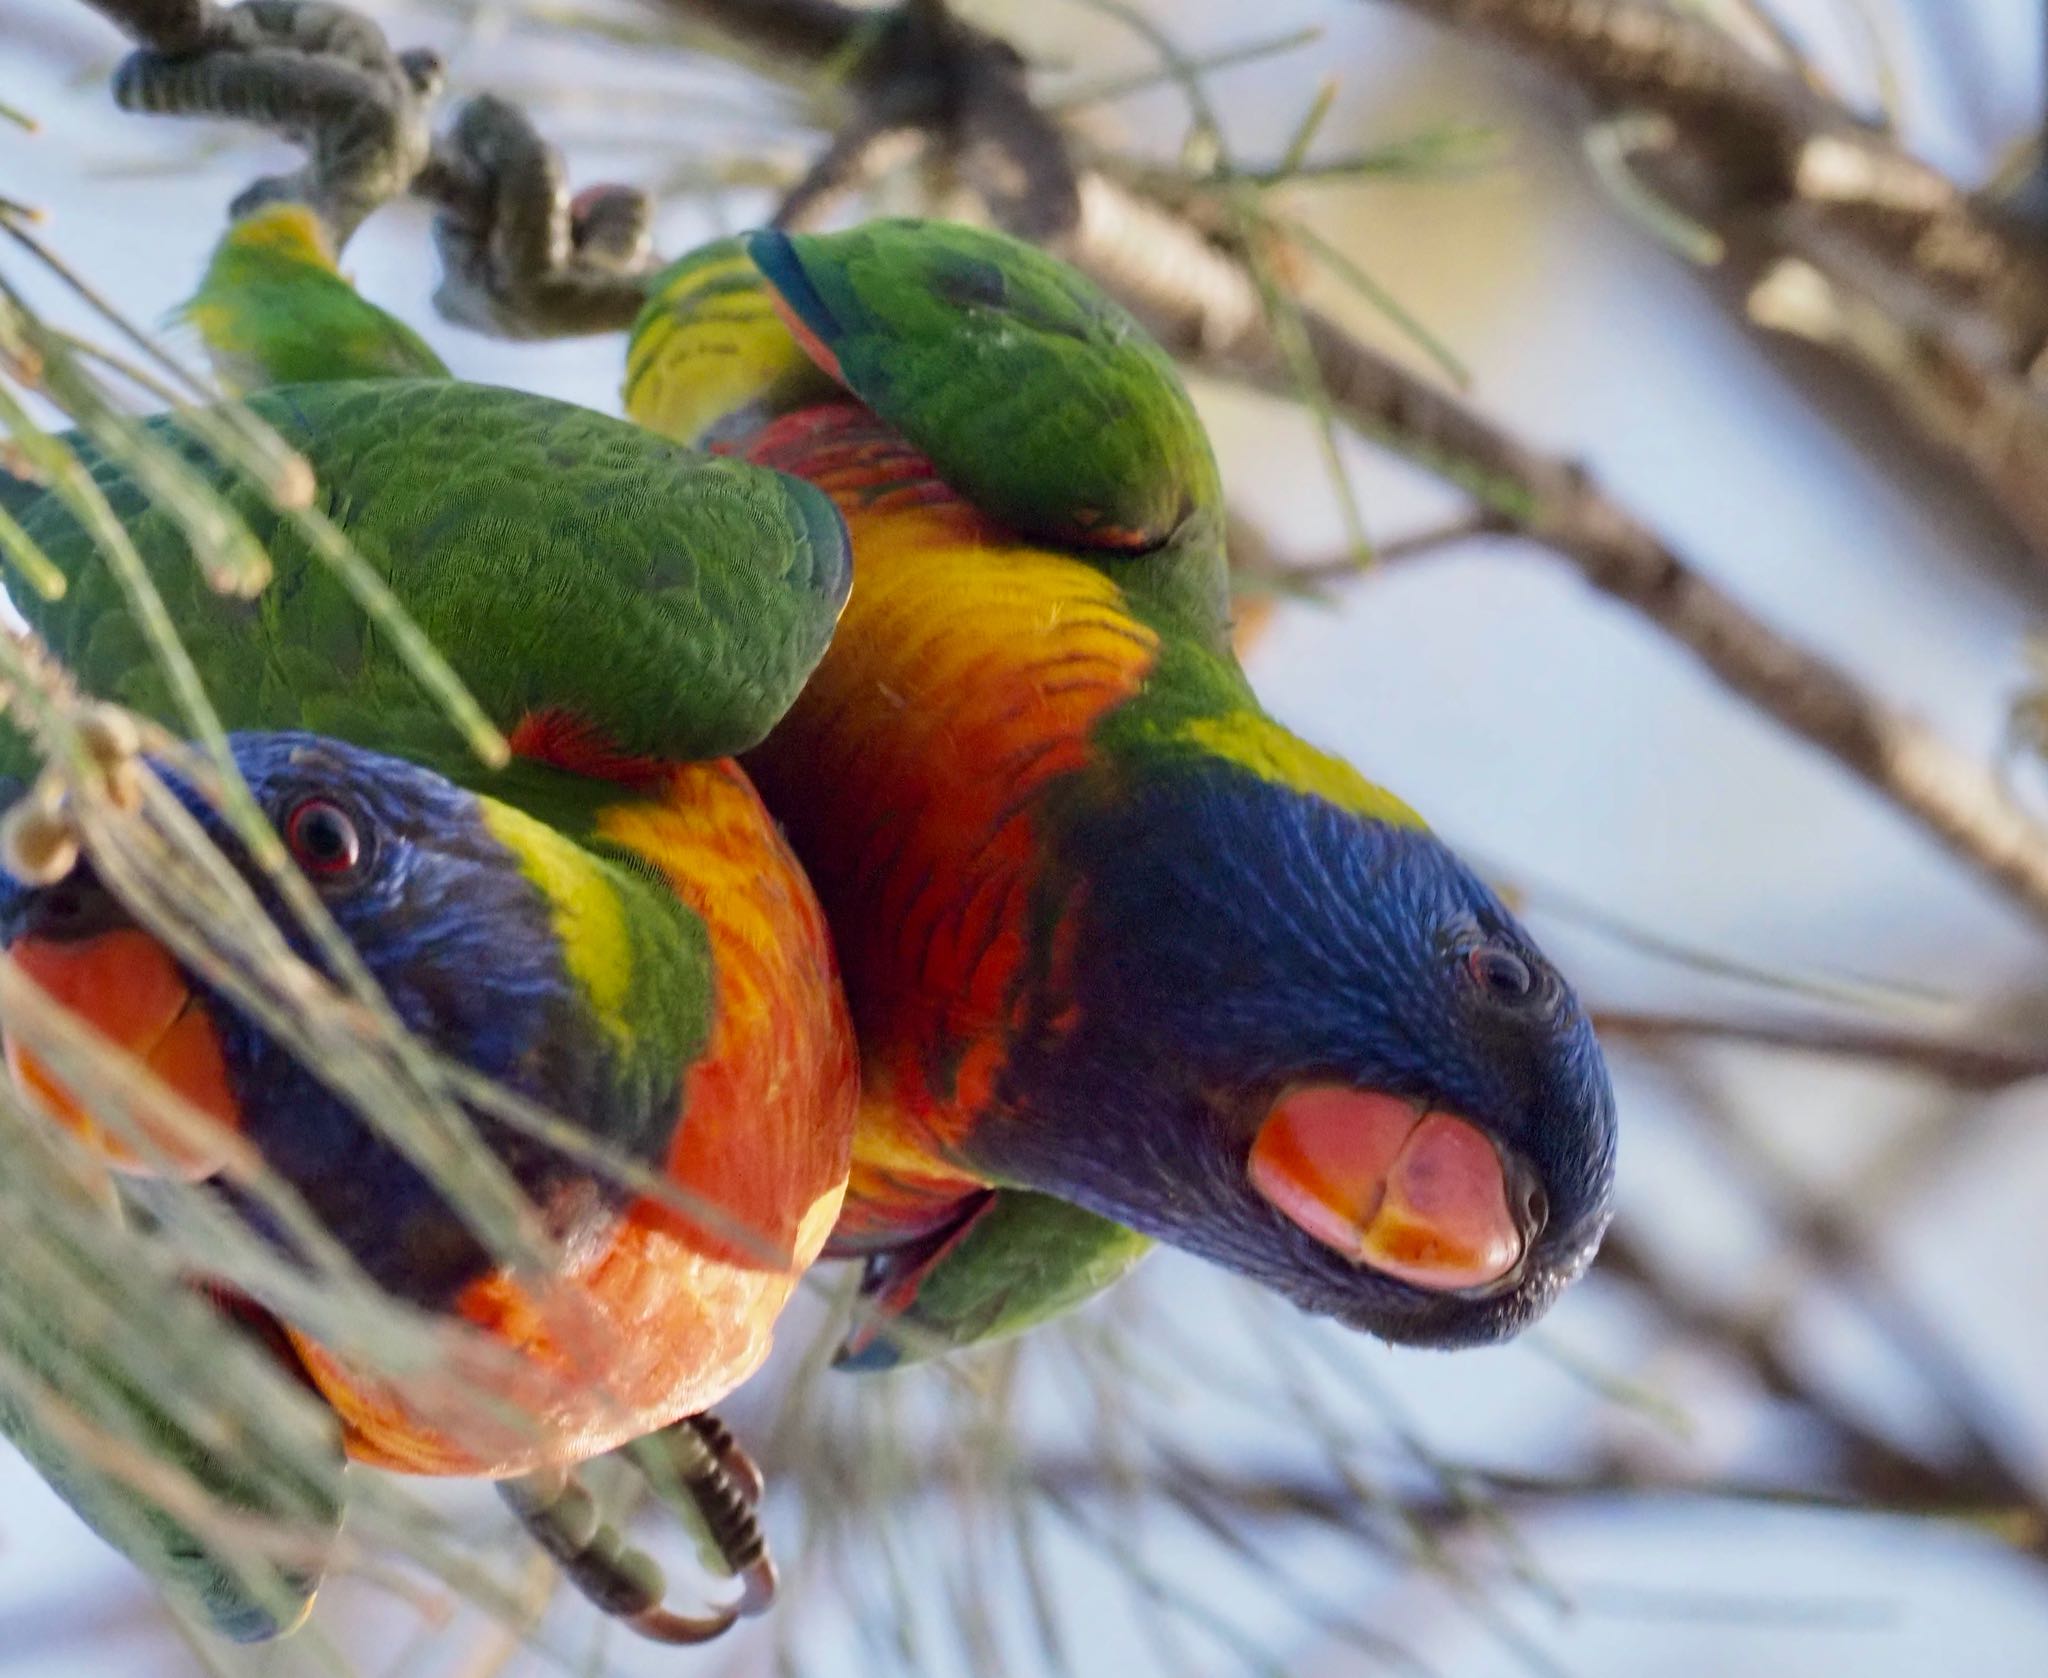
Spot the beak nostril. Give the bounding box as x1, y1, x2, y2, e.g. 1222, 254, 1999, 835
1519, 1179, 1549, 1238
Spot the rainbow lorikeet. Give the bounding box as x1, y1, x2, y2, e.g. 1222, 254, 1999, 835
623, 222, 1618, 1365
0, 377, 857, 1637
159, 199, 1618, 1367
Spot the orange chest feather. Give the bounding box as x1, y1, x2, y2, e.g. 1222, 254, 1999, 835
743, 415, 1160, 1234
303, 760, 858, 1477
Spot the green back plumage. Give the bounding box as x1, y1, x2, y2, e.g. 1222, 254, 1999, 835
1, 381, 850, 781
623, 222, 1235, 651
741, 222, 1221, 551
181, 205, 448, 390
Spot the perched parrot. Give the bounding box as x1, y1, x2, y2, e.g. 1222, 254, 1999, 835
0, 375, 858, 1637
622, 222, 1619, 1366
160, 201, 1619, 1371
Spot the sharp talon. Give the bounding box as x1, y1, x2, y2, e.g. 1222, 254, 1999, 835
105, 0, 442, 250
734, 1546, 779, 1619
683, 1410, 765, 1508
624, 1602, 742, 1645
497, 1461, 755, 1645
427, 95, 652, 338
567, 183, 653, 273
629, 1413, 779, 1617
396, 46, 443, 98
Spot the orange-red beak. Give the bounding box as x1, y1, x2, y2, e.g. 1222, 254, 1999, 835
1248, 1086, 1528, 1292
5, 928, 241, 1180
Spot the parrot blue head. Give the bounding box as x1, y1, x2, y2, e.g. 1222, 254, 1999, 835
0, 732, 682, 1307
979, 760, 1617, 1349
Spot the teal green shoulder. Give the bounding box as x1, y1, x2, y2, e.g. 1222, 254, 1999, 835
0, 381, 850, 779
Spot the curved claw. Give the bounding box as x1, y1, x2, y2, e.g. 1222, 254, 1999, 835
629, 1412, 778, 1619
771, 0, 1076, 241
497, 1465, 741, 1645
106, 0, 439, 248
497, 1410, 777, 1645
428, 95, 654, 339
568, 184, 654, 275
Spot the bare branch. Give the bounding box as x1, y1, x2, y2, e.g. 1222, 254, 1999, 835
1593, 1008, 2048, 1090
1064, 165, 2048, 935
627, 2, 2048, 936
1368, 0, 2048, 571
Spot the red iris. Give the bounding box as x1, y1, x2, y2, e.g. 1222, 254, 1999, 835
285, 798, 361, 876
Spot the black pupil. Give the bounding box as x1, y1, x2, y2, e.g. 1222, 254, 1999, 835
293, 803, 356, 870
1475, 946, 1532, 999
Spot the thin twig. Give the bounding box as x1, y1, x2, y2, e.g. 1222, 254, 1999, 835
1368, 0, 2048, 572
1593, 1008, 2048, 1089
656, 0, 2048, 937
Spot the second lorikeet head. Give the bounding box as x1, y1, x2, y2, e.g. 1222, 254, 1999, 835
979, 762, 1616, 1349
0, 731, 703, 1306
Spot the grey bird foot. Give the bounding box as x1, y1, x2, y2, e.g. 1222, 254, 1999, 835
104, 0, 442, 248
497, 1409, 775, 1644
427, 94, 655, 340
774, 0, 1076, 240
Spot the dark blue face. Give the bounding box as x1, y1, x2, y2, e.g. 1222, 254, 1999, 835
0, 732, 643, 1308
977, 765, 1617, 1348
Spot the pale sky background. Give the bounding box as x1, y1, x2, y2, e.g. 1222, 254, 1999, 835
5, 1, 2048, 1674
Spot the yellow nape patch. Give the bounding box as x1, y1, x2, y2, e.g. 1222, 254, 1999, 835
1180, 712, 1428, 830
225, 203, 339, 271
476, 798, 636, 1044
626, 247, 813, 446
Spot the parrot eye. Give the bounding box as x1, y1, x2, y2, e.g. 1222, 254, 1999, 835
285, 798, 362, 878
1465, 942, 1536, 1003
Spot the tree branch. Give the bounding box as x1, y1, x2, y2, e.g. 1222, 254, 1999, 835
1593, 1009, 2048, 1090
640, 0, 2048, 934
1063, 165, 2048, 934
1369, 0, 2048, 572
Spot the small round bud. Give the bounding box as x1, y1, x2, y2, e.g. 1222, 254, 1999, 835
0, 794, 78, 887
78, 704, 141, 772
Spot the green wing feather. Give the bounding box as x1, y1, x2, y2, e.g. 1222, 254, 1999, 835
0, 1278, 343, 1642
180, 205, 449, 391
835, 1191, 1152, 1370
0, 381, 850, 779
742, 219, 1224, 551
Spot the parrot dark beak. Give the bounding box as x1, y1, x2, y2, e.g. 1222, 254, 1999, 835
1248, 1086, 1538, 1294
5, 887, 242, 1181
